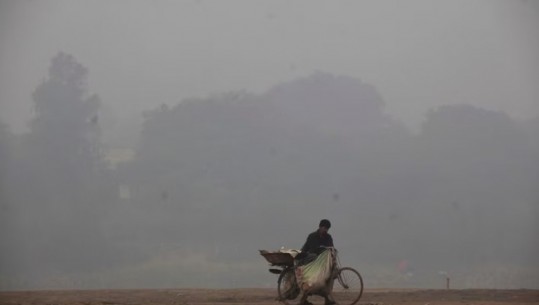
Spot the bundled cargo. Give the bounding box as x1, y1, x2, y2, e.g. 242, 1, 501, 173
295, 249, 335, 291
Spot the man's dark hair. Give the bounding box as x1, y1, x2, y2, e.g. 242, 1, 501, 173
319, 219, 331, 229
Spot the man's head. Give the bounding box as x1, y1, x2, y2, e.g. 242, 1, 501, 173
319, 219, 331, 234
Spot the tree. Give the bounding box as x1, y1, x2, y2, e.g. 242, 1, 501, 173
125, 73, 412, 254
409, 104, 539, 269
30, 52, 102, 182
18, 52, 116, 274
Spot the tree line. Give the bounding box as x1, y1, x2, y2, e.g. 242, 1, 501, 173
1, 53, 538, 288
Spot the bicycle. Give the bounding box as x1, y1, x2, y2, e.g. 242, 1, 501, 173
260, 247, 363, 305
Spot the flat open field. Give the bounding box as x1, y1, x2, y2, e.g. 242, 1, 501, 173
1, 288, 538, 305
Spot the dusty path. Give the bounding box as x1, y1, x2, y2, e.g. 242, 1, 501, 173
1, 288, 538, 305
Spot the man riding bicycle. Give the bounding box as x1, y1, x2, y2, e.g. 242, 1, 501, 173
295, 219, 336, 305
296, 219, 334, 265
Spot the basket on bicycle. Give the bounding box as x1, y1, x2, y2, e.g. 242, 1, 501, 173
259, 250, 295, 266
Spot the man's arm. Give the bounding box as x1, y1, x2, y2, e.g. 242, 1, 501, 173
301, 233, 314, 252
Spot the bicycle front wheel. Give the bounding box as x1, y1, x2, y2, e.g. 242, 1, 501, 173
277, 268, 300, 305
332, 267, 363, 305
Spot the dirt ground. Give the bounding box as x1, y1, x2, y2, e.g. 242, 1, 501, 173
1, 288, 538, 305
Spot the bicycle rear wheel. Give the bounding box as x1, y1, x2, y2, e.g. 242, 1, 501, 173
277, 268, 300, 304
332, 267, 363, 305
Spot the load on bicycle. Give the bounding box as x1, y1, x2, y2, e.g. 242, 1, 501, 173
259, 219, 363, 305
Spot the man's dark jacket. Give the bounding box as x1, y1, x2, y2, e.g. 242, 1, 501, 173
301, 230, 334, 255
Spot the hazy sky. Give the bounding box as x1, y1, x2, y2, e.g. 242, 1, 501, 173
1, 0, 538, 133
